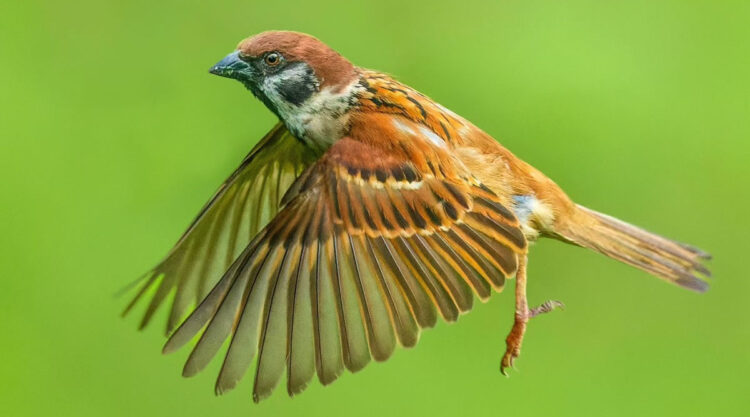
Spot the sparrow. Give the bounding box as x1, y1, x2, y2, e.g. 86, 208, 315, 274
124, 31, 711, 402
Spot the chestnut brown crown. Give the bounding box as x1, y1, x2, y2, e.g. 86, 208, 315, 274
237, 31, 357, 89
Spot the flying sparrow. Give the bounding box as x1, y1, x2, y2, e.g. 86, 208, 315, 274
124, 31, 711, 402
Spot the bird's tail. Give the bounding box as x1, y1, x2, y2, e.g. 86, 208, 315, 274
556, 205, 712, 292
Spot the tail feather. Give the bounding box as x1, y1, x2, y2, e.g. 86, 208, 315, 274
558, 205, 711, 292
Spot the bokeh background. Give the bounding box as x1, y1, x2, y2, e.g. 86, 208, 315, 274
1, 1, 748, 416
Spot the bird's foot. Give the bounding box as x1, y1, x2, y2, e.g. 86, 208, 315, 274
500, 315, 525, 375
500, 299, 564, 376
529, 299, 565, 318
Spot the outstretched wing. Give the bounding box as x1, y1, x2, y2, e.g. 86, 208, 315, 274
163, 118, 527, 401
124, 123, 319, 333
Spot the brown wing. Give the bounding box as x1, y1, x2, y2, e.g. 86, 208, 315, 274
357, 70, 472, 146
123, 123, 319, 334
162, 126, 527, 402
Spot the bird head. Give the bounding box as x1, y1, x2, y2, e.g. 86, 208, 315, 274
210, 31, 358, 121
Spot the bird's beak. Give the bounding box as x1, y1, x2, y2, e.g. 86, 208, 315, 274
209, 51, 255, 82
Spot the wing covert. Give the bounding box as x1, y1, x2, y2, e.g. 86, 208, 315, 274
162, 132, 528, 401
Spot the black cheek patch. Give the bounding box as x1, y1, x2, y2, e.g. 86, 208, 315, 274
277, 64, 318, 106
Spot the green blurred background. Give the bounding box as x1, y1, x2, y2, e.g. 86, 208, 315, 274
1, 0, 748, 416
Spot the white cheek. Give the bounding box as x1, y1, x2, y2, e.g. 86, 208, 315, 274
260, 76, 285, 107
261, 65, 317, 109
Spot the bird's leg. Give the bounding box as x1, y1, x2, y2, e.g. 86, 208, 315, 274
500, 254, 564, 375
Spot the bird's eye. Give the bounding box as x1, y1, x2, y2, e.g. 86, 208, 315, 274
264, 52, 281, 67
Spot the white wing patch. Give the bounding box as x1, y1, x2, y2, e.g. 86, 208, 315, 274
392, 118, 416, 135
418, 126, 447, 149
393, 118, 447, 149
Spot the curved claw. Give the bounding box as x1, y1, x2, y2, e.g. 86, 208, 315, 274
500, 299, 564, 376
500, 352, 516, 376
500, 336, 522, 376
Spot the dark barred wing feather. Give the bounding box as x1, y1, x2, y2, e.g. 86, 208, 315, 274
123, 124, 318, 334
162, 137, 527, 401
